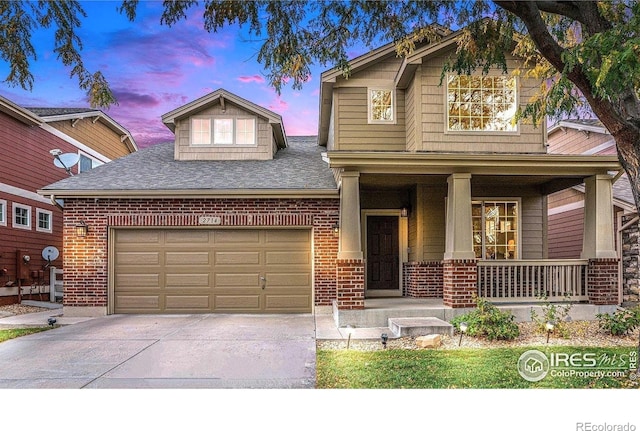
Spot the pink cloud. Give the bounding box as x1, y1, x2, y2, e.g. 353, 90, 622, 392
238, 75, 266, 84
268, 96, 289, 113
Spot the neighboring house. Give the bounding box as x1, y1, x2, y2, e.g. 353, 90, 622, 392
40, 29, 621, 318
547, 119, 639, 305
0, 95, 137, 305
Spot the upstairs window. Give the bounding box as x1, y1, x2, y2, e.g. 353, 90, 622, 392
191, 117, 256, 146
0, 199, 6, 226
79, 153, 103, 173
472, 200, 519, 260
368, 88, 395, 123
36, 208, 52, 233
13, 203, 31, 230
447, 75, 517, 132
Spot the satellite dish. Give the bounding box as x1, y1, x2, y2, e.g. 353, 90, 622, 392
42, 246, 60, 263
53, 153, 80, 171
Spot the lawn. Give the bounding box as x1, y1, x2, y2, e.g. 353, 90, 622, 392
0, 327, 51, 343
316, 346, 639, 389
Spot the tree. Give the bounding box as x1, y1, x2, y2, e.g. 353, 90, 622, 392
2, 1, 639, 213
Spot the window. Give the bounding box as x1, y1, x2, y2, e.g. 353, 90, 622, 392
213, 119, 233, 144
13, 203, 31, 230
79, 153, 104, 173
447, 75, 517, 132
368, 88, 394, 123
36, 208, 52, 233
191, 117, 256, 146
192, 118, 211, 146
0, 199, 6, 226
236, 118, 256, 146
472, 200, 519, 260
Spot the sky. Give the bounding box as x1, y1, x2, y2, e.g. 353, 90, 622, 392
0, 1, 354, 148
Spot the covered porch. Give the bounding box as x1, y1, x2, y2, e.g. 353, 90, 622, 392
327, 151, 622, 312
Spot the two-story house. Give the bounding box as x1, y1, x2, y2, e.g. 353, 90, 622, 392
40, 30, 621, 320
0, 95, 137, 305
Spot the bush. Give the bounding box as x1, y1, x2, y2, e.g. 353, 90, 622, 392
451, 296, 520, 341
530, 292, 573, 338
597, 307, 640, 336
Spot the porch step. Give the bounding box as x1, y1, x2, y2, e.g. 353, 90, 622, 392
388, 317, 454, 338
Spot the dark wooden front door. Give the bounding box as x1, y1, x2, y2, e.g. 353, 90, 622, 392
366, 216, 399, 291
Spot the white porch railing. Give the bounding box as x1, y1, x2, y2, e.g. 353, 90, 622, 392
477, 260, 589, 303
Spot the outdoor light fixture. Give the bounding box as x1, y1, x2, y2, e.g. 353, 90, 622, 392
381, 333, 388, 349
345, 325, 355, 349
333, 222, 340, 237
400, 207, 409, 217
75, 221, 88, 237
545, 321, 555, 343
459, 321, 468, 346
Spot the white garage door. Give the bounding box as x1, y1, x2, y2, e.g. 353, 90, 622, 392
113, 228, 312, 314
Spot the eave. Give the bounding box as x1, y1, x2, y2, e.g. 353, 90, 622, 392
37, 188, 339, 200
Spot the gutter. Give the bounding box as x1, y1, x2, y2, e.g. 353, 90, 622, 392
50, 194, 64, 211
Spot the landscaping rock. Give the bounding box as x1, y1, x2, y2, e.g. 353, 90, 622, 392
416, 334, 442, 348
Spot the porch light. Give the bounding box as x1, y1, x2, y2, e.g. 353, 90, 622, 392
459, 321, 468, 346
381, 333, 388, 349
344, 325, 355, 349
545, 321, 555, 343
75, 221, 88, 237
333, 222, 340, 237
400, 207, 409, 218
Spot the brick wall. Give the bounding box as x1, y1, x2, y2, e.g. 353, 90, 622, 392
403, 261, 443, 297
587, 258, 620, 305
63, 197, 339, 310
442, 259, 477, 308
336, 259, 364, 309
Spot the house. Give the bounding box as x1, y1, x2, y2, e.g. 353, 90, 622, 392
547, 119, 639, 305
40, 30, 621, 319
0, 95, 137, 305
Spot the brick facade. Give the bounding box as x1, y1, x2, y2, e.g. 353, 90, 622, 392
442, 259, 477, 308
587, 258, 620, 305
62, 197, 339, 311
403, 261, 443, 298
335, 259, 364, 309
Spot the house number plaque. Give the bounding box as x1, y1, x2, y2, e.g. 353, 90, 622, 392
199, 216, 222, 225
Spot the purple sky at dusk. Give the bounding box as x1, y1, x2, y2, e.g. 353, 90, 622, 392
0, 1, 363, 148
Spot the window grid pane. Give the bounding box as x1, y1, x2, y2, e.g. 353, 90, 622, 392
38, 212, 50, 230
214, 119, 233, 144
448, 75, 517, 132
472, 200, 518, 260
15, 207, 29, 227
192, 119, 211, 145
0, 202, 4, 224
370, 89, 393, 121
235, 118, 255, 145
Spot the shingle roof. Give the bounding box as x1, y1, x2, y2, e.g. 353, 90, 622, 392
41, 136, 337, 194
26, 107, 100, 117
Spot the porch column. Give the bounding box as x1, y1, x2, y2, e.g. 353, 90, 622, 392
444, 173, 475, 260
336, 171, 364, 310
582, 174, 619, 305
581, 174, 617, 259
443, 173, 477, 308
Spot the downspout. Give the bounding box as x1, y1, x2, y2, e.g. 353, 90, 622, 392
50, 194, 63, 211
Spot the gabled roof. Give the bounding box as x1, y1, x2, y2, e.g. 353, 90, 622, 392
27, 107, 138, 152
39, 136, 337, 198
0, 94, 42, 126
548, 119, 608, 136
161, 88, 287, 149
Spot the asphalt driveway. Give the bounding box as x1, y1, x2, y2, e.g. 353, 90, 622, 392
0, 313, 316, 389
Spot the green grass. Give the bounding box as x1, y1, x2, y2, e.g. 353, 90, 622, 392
0, 327, 51, 343
316, 346, 639, 389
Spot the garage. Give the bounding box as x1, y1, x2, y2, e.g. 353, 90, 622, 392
112, 228, 312, 314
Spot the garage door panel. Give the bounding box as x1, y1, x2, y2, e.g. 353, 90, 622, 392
116, 274, 160, 288
215, 251, 261, 265
165, 230, 210, 244
214, 230, 260, 244
265, 229, 309, 244
266, 273, 310, 287
117, 230, 161, 244
165, 295, 210, 310
116, 251, 160, 265
215, 273, 260, 287
214, 295, 261, 310
115, 295, 160, 310
165, 273, 210, 287
165, 251, 210, 265
266, 251, 310, 265
265, 294, 311, 310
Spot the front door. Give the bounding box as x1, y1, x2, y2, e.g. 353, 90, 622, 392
366, 216, 399, 291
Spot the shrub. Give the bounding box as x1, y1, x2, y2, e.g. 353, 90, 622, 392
530, 292, 573, 338
451, 296, 520, 341
597, 307, 640, 336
